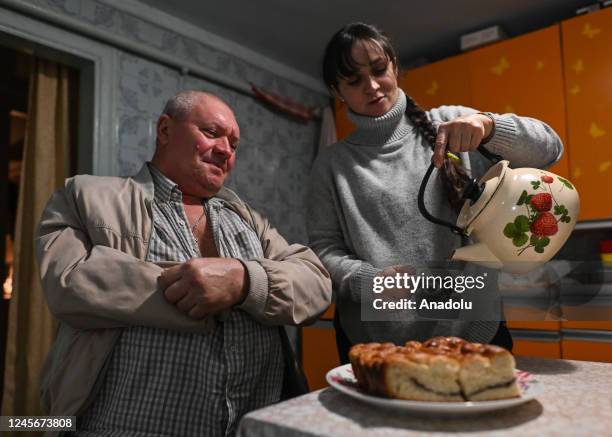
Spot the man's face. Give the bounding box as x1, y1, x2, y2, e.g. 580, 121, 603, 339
157, 96, 240, 198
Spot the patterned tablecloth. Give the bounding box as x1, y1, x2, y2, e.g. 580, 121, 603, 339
237, 357, 612, 437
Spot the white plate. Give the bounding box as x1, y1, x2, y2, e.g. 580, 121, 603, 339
326, 363, 542, 414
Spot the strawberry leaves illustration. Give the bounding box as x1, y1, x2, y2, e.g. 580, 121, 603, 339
554, 205, 571, 223
557, 177, 574, 190
517, 190, 534, 206
530, 235, 550, 254
504, 215, 530, 247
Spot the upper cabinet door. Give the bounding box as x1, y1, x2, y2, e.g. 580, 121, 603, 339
400, 54, 472, 110
562, 8, 612, 220
468, 25, 569, 180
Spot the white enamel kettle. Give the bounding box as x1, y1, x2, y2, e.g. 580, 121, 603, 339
417, 146, 579, 273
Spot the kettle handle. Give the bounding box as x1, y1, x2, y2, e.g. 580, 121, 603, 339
417, 162, 466, 236
416, 145, 501, 236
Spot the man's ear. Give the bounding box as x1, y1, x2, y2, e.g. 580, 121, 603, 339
157, 114, 171, 147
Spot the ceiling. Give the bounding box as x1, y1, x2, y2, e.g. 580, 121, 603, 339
140, 0, 595, 85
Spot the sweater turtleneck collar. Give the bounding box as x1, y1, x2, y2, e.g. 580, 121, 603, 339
346, 90, 414, 147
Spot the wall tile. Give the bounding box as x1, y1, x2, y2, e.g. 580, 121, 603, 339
43, 0, 81, 17
118, 74, 149, 113
117, 113, 150, 149
117, 147, 145, 176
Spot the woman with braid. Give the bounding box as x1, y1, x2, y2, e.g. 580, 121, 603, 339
307, 22, 563, 363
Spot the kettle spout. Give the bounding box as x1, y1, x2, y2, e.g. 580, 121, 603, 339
450, 243, 503, 269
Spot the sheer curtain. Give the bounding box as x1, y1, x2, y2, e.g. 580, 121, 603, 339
2, 57, 71, 421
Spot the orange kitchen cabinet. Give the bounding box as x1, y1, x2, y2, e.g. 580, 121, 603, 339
512, 339, 561, 358
400, 53, 472, 110
562, 321, 612, 330
320, 302, 335, 321
335, 98, 355, 140
562, 339, 612, 362
302, 326, 340, 391
507, 321, 561, 331
507, 320, 561, 359
504, 303, 562, 332
562, 7, 612, 220
468, 25, 569, 179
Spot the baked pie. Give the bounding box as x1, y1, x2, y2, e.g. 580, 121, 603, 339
349, 337, 520, 402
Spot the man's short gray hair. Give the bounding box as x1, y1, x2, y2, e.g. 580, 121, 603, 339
162, 90, 205, 121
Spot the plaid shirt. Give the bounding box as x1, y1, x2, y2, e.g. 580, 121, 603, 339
77, 165, 283, 437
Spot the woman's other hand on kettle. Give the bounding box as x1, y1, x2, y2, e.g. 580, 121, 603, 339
432, 113, 494, 168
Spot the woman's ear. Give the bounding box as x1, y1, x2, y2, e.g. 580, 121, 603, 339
332, 86, 346, 103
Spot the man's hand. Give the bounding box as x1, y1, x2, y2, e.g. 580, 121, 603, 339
158, 258, 249, 319
432, 113, 494, 168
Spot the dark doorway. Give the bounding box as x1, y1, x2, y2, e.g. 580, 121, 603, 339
0, 44, 80, 412
0, 46, 30, 409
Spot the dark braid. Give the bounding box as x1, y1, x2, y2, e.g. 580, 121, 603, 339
404, 94, 472, 212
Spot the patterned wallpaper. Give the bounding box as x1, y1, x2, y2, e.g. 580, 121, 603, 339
30, 0, 329, 243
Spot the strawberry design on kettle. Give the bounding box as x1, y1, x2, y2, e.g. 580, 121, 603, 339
503, 174, 574, 256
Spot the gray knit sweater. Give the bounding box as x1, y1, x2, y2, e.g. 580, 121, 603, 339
307, 91, 563, 345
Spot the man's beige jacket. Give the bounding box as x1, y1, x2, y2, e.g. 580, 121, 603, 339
35, 164, 332, 426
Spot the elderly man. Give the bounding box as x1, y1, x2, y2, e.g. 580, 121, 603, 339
36, 91, 332, 436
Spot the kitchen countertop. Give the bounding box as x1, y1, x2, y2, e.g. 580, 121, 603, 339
237, 357, 612, 437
